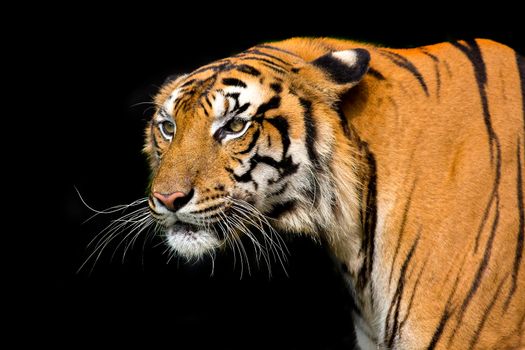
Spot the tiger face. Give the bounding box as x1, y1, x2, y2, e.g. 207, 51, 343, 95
144, 46, 370, 260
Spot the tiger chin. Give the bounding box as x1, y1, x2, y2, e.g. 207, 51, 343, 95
143, 38, 525, 349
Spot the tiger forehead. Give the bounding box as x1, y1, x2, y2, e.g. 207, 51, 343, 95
155, 46, 298, 117
160, 71, 281, 121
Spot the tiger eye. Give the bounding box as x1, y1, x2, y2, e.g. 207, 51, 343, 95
227, 118, 246, 133
160, 121, 175, 137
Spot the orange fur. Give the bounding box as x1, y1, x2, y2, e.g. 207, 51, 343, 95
144, 38, 525, 349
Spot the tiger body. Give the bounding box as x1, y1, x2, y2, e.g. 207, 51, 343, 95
144, 38, 525, 349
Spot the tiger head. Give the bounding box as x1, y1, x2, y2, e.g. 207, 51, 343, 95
144, 45, 370, 260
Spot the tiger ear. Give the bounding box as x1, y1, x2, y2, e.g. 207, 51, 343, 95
310, 49, 370, 92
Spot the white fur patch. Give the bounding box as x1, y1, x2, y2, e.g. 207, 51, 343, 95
332, 50, 358, 67
371, 192, 395, 341
163, 88, 182, 114
355, 325, 377, 350
166, 228, 220, 261
212, 92, 226, 119
233, 83, 264, 113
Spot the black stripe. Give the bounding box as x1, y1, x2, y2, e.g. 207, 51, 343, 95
270, 83, 282, 93
300, 98, 321, 169
364, 149, 378, 280
253, 154, 282, 171
474, 181, 499, 252
222, 78, 247, 88
200, 103, 209, 117
225, 91, 239, 98
235, 64, 261, 76
442, 60, 452, 77
357, 146, 378, 297
428, 254, 466, 350
300, 98, 322, 208
239, 55, 289, 70
398, 258, 428, 337
248, 49, 292, 66
336, 106, 351, 136
367, 67, 386, 80
236, 102, 250, 115
197, 75, 218, 101
468, 276, 508, 350
450, 195, 500, 342
256, 44, 301, 58
170, 95, 184, 114
420, 49, 439, 62
261, 117, 298, 177
255, 96, 281, 116
225, 92, 240, 111
225, 166, 251, 183
178, 98, 193, 113
259, 62, 287, 75
231, 156, 243, 165
518, 54, 525, 137
237, 128, 260, 155
451, 40, 503, 259
451, 40, 499, 163
427, 309, 452, 350
421, 50, 441, 99
180, 78, 196, 88
385, 232, 420, 348
204, 95, 212, 109
389, 180, 417, 286
265, 116, 290, 156
267, 200, 296, 219
379, 50, 429, 96
429, 299, 456, 349
505, 139, 524, 310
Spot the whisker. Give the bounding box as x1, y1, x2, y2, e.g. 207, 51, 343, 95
76, 193, 151, 273
75, 186, 147, 223
226, 197, 289, 276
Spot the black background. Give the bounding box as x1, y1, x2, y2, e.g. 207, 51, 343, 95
22, 7, 523, 350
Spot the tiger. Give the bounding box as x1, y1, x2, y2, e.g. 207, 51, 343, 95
143, 37, 525, 349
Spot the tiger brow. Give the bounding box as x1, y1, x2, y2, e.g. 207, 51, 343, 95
158, 108, 172, 120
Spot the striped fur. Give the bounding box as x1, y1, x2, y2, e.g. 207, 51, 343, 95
144, 38, 525, 349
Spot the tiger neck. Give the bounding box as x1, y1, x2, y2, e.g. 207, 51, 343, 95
318, 134, 379, 339
269, 36, 385, 319
325, 127, 377, 281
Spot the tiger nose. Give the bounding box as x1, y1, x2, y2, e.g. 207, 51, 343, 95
152, 189, 194, 212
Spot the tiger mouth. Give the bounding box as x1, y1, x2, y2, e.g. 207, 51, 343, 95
167, 222, 209, 237
166, 221, 227, 240
168, 222, 203, 236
